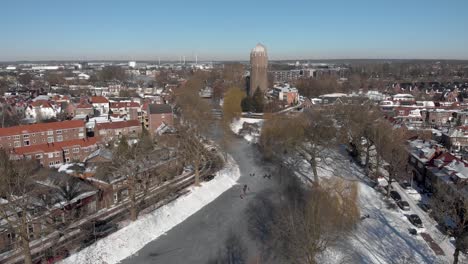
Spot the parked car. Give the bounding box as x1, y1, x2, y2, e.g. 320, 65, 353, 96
204, 174, 215, 181
397, 200, 410, 211
418, 202, 432, 213
399, 181, 411, 189
408, 214, 423, 228
390, 191, 402, 201
94, 221, 118, 238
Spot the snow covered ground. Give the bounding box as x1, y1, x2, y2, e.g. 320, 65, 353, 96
230, 117, 263, 143
59, 155, 240, 264
283, 147, 456, 264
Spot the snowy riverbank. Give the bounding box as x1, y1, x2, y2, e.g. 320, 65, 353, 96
60, 155, 240, 264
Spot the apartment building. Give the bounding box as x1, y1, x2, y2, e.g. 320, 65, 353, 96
0, 120, 86, 149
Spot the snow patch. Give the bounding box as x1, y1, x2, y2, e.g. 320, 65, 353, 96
230, 118, 264, 143
59, 155, 241, 264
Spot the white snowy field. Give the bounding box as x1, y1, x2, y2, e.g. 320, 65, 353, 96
230, 117, 264, 143
59, 155, 240, 264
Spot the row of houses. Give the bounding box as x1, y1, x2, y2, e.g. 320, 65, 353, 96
407, 139, 468, 201
0, 103, 173, 168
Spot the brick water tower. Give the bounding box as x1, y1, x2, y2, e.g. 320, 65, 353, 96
249, 43, 268, 96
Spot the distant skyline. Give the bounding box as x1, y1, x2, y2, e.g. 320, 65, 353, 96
1, 0, 468, 61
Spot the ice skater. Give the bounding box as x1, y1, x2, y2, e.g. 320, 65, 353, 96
243, 184, 249, 195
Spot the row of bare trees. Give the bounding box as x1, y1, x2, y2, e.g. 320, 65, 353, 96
246, 166, 360, 264
0, 151, 91, 264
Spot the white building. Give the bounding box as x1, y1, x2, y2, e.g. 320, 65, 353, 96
393, 94, 414, 101
25, 101, 59, 121
78, 73, 90, 80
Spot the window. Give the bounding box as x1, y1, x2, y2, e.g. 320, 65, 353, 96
35, 154, 42, 159
64, 149, 69, 155
57, 135, 63, 142
14, 141, 20, 147
79, 132, 85, 138
65, 157, 70, 163
72, 147, 80, 153
32, 133, 35, 136
49, 161, 54, 166
7, 136, 10, 140
25, 155, 32, 160
47, 130, 53, 135
55, 160, 61, 165
23, 134, 29, 139
56, 130, 62, 135
79, 127, 84, 132
48, 153, 53, 158
14, 135, 20, 140
47, 136, 54, 143
28, 224, 34, 239
24, 140, 30, 146
54, 152, 60, 157
7, 232, 16, 244
33, 140, 36, 143
399, 110, 405, 115
113, 192, 119, 203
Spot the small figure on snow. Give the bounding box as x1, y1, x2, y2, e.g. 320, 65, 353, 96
243, 184, 249, 194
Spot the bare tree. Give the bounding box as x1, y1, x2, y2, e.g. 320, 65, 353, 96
0, 150, 41, 264
431, 182, 468, 264
109, 130, 158, 221
175, 72, 213, 185
247, 172, 359, 264
379, 126, 409, 197
259, 109, 336, 184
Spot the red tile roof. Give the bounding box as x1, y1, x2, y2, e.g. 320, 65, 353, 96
90, 96, 109, 104
31, 100, 53, 108
110, 102, 140, 108
76, 102, 93, 109
96, 120, 141, 130
12, 137, 97, 155
0, 120, 85, 137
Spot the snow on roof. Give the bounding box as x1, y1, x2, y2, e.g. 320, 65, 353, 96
320, 93, 348, 98
394, 94, 414, 98
444, 159, 468, 179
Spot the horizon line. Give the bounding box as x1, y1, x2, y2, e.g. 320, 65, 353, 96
1, 58, 468, 63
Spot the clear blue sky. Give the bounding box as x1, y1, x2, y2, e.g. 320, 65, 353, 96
1, 0, 468, 61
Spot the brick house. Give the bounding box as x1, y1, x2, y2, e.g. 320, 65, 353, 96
443, 126, 468, 151
109, 102, 140, 120
0, 120, 86, 149
75, 102, 94, 117
95, 120, 142, 144
0, 172, 99, 254
10, 137, 98, 167
147, 104, 173, 136
90, 96, 109, 115
422, 109, 455, 127
407, 139, 442, 188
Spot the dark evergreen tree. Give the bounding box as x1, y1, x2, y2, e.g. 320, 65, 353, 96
252, 87, 264, 113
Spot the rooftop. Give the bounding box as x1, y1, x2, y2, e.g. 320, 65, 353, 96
0, 120, 85, 137
148, 104, 172, 114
